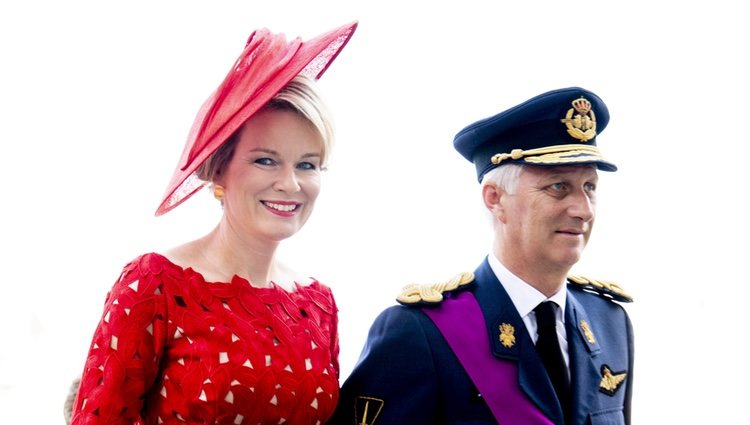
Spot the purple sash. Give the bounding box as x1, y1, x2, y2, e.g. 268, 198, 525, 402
423, 291, 553, 425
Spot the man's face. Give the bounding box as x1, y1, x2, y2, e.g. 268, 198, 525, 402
498, 165, 598, 275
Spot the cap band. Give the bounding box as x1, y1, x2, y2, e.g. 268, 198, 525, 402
491, 144, 603, 165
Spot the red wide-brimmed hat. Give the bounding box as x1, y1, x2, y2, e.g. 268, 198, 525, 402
155, 21, 358, 216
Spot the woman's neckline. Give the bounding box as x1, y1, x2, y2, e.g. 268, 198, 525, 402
149, 251, 317, 294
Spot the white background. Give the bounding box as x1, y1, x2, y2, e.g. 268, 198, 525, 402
2, 1, 748, 423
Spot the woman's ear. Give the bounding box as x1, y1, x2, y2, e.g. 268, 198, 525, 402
482, 183, 507, 222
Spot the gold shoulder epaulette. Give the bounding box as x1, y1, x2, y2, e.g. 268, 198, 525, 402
397, 272, 475, 305
568, 275, 633, 303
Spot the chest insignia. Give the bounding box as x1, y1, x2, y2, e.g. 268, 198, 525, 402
599, 365, 627, 396
579, 319, 597, 344
498, 323, 516, 348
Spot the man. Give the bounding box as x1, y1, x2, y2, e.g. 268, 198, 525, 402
331, 87, 634, 425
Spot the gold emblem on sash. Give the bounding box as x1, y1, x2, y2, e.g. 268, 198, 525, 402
561, 97, 597, 142
599, 365, 627, 396
579, 319, 597, 344
498, 323, 516, 348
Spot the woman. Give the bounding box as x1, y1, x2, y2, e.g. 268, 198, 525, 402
69, 21, 357, 425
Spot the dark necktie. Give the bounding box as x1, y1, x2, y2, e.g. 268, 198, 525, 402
534, 301, 571, 421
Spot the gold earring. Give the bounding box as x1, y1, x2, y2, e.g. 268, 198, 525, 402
213, 184, 225, 201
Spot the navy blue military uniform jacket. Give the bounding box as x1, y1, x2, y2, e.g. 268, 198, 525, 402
329, 258, 633, 425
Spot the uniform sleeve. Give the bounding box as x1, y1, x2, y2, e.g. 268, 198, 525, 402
623, 309, 635, 425
71, 258, 169, 425
329, 306, 440, 425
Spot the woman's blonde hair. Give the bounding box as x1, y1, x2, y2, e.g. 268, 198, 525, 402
195, 75, 334, 182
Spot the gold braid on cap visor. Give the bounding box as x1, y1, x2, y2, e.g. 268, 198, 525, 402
491, 144, 605, 166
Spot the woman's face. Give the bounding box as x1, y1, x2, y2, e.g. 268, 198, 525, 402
218, 108, 323, 243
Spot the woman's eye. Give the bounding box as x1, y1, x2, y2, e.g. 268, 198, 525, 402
254, 157, 275, 166
297, 161, 318, 171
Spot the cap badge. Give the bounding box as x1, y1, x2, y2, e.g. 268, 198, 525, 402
599, 365, 627, 396
561, 97, 597, 142
498, 323, 516, 348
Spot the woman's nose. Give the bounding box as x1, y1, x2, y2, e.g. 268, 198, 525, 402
273, 166, 301, 192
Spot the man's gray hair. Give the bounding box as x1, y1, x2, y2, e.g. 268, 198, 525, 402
480, 163, 524, 194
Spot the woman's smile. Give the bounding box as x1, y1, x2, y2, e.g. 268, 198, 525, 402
262, 200, 302, 216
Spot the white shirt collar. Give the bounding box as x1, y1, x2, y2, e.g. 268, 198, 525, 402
487, 253, 567, 322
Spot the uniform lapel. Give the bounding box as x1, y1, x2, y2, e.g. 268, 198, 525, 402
565, 289, 601, 425
473, 259, 564, 425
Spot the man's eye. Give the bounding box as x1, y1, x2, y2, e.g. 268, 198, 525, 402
584, 182, 597, 192
549, 182, 566, 191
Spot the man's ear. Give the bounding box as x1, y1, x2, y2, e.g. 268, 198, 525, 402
482, 183, 506, 222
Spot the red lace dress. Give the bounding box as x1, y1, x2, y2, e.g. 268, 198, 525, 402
71, 253, 340, 425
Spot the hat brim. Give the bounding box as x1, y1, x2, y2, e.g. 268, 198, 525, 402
155, 21, 358, 216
